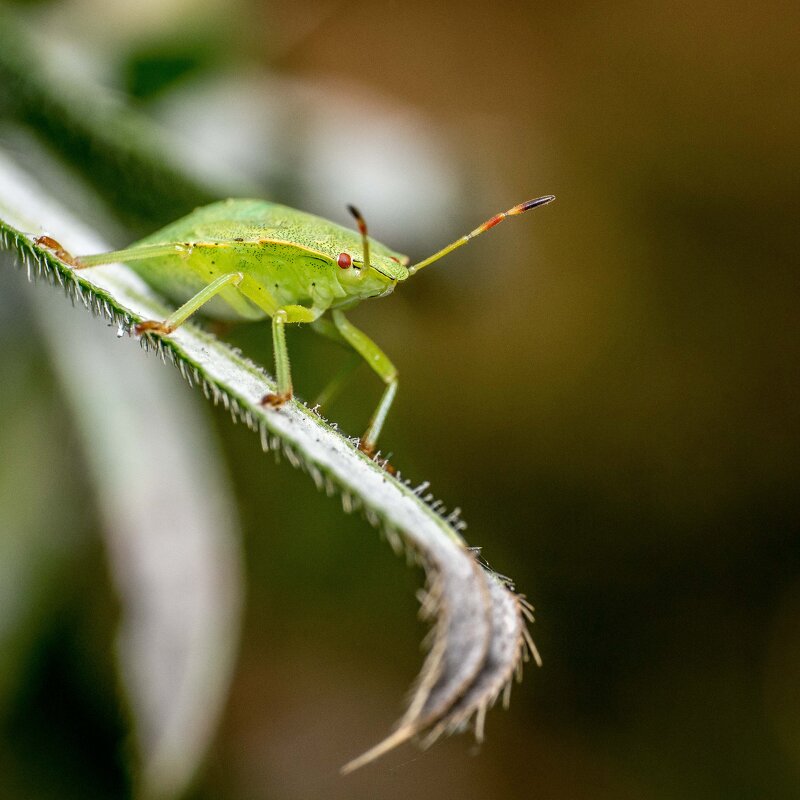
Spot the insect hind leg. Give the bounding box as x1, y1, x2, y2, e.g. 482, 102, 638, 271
35, 237, 190, 270
34, 236, 82, 267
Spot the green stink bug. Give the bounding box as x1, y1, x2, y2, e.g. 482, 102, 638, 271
36, 195, 555, 453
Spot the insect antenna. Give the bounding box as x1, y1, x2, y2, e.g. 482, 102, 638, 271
347, 204, 371, 278
408, 194, 555, 275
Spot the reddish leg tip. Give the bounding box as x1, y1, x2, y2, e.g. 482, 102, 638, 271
358, 440, 397, 474
260, 391, 292, 408
34, 235, 80, 267
134, 320, 175, 336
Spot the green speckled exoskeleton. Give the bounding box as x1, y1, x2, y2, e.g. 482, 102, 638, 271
36, 195, 554, 454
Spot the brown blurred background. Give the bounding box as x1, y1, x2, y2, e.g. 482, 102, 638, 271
1, 0, 798, 797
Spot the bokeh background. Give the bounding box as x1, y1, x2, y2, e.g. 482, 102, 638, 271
1, 0, 798, 797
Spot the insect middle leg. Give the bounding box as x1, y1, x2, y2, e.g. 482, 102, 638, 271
309, 317, 362, 409
313, 353, 362, 409
331, 309, 398, 455
134, 272, 245, 335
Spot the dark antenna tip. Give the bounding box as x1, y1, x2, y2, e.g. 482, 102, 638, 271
347, 204, 368, 236
517, 195, 556, 213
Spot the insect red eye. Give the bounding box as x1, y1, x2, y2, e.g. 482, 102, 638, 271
337, 252, 352, 269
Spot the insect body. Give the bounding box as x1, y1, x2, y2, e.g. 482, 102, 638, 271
37, 194, 554, 453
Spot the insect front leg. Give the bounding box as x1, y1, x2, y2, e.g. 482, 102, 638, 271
262, 309, 292, 407
260, 305, 320, 408
331, 309, 398, 456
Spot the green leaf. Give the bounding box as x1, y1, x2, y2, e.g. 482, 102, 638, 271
1, 143, 538, 776
0, 12, 539, 775
1, 152, 245, 799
